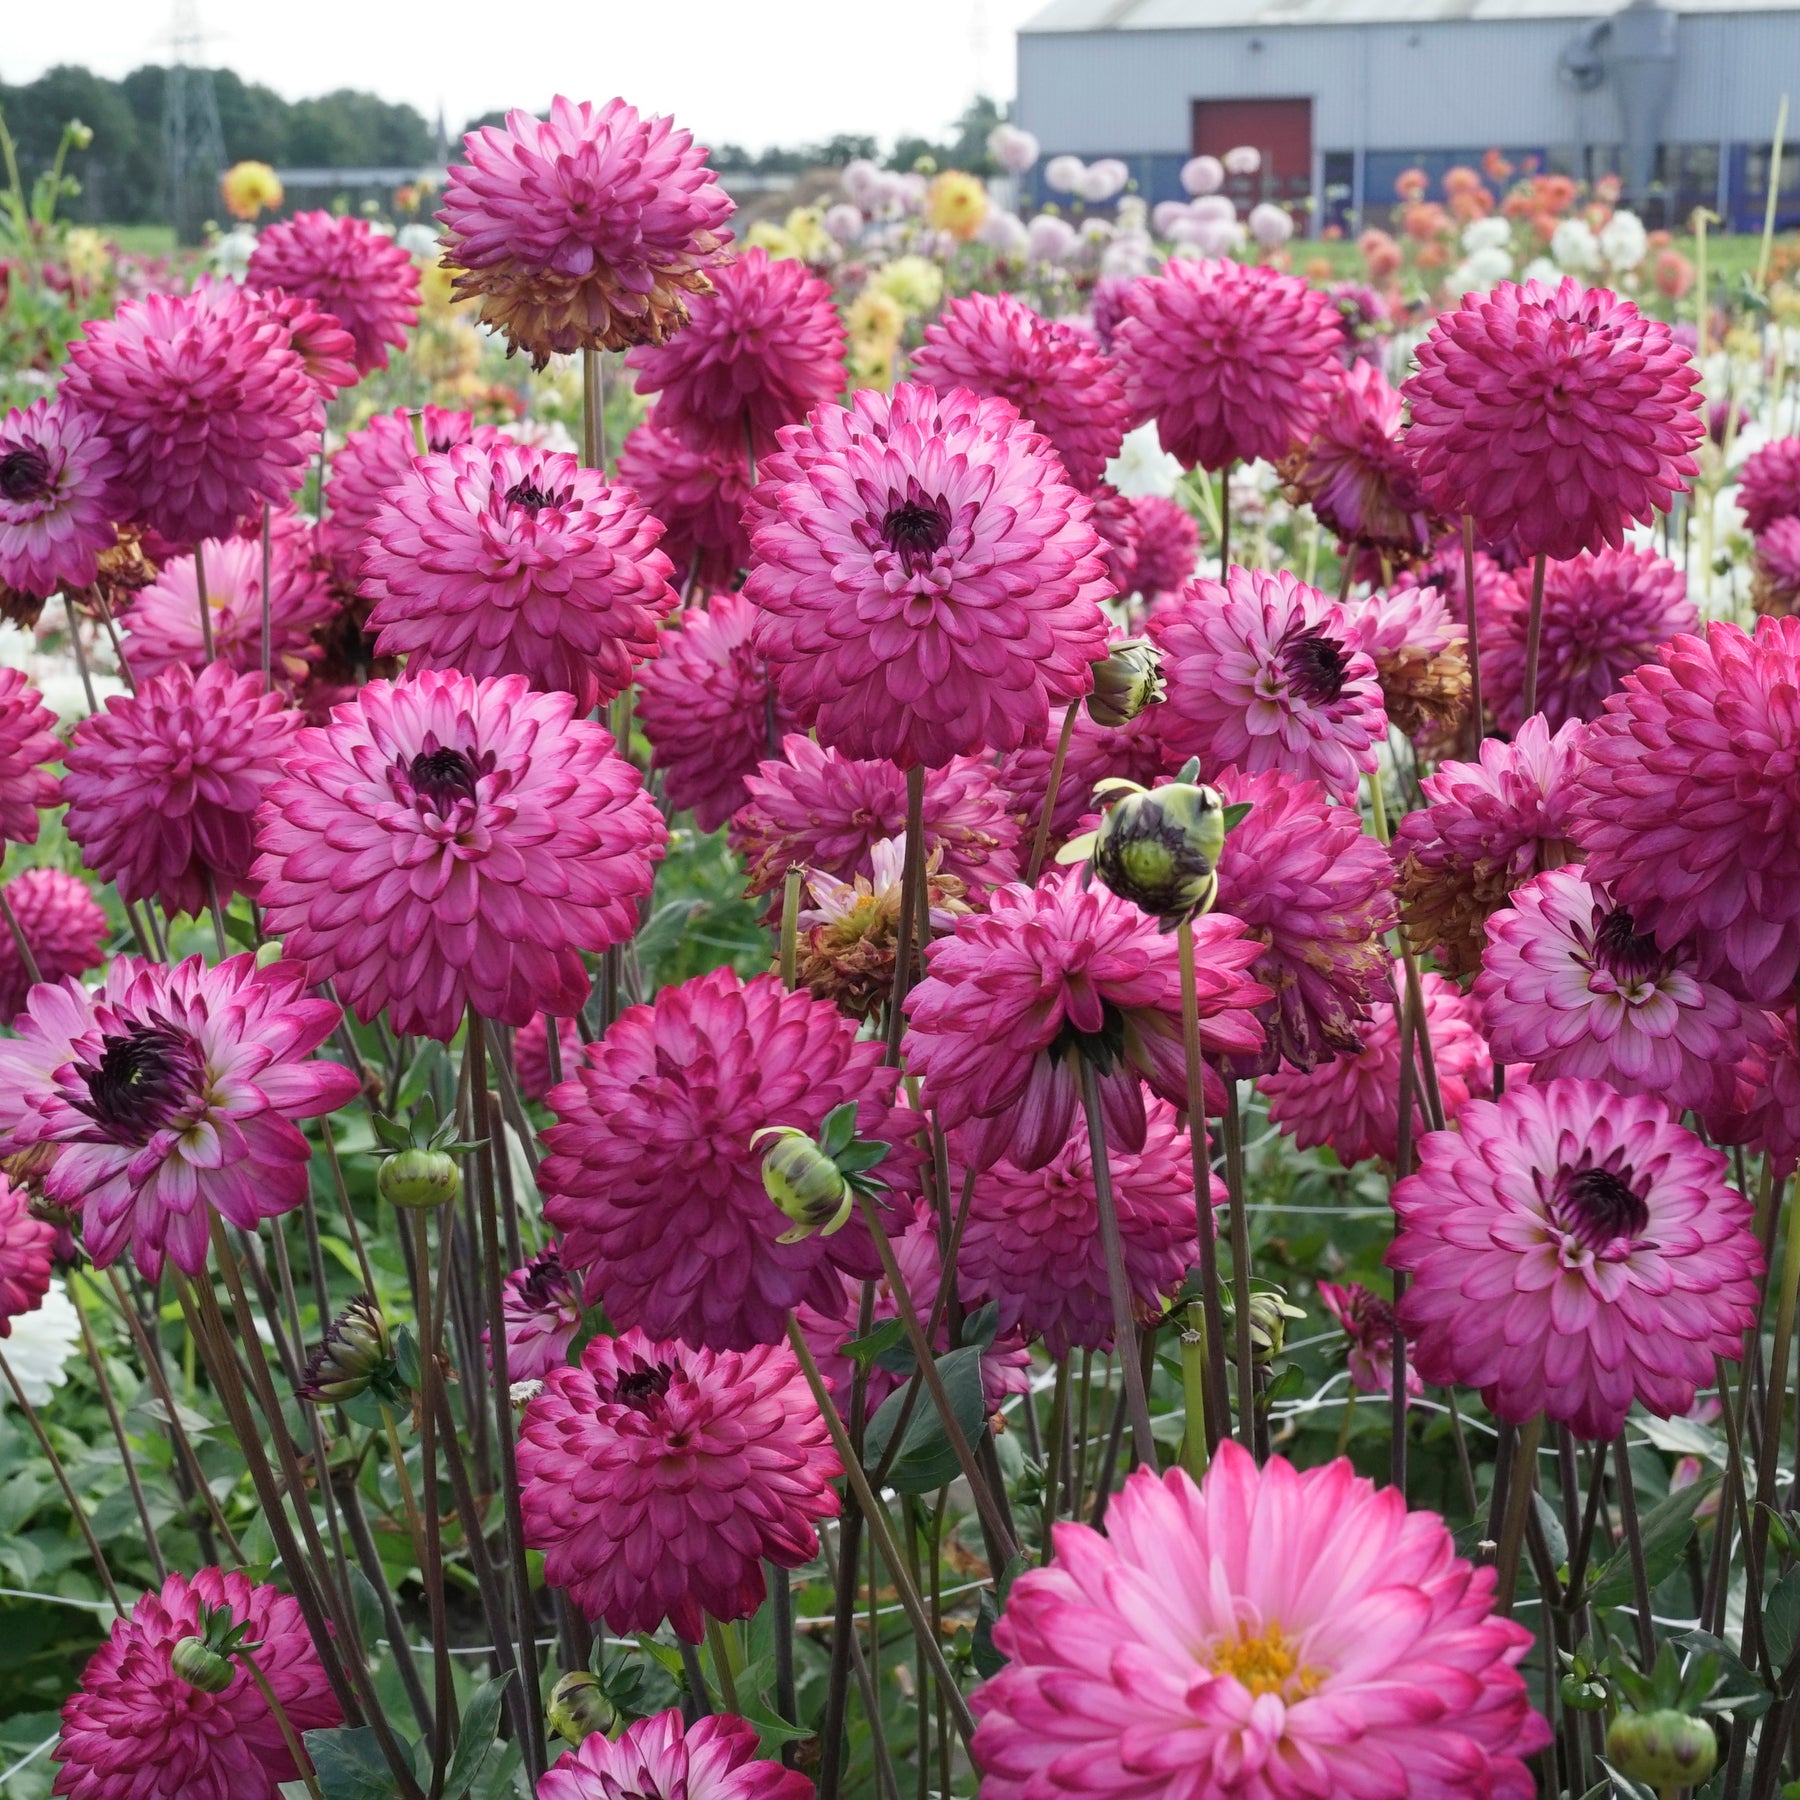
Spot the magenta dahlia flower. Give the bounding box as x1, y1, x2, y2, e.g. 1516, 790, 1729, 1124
904, 870, 1269, 1170
1403, 278, 1703, 562
1704, 1007, 1800, 1181
1318, 1280, 1422, 1400
496, 1243, 583, 1379
1112, 258, 1342, 471
0, 869, 109, 1023
911, 291, 1133, 491
518, 1327, 839, 1638
52, 1567, 342, 1800
1754, 516, 1800, 619
1147, 565, 1388, 805
0, 670, 64, 846
1738, 435, 1800, 536
1127, 494, 1200, 599
0, 954, 356, 1280
971, 1450, 1546, 1800
541, 1710, 813, 1800
615, 414, 754, 591
246, 210, 420, 376
633, 591, 797, 831
542, 967, 921, 1349
255, 670, 663, 1040
1261, 963, 1490, 1168
249, 288, 358, 398
1391, 1078, 1762, 1440
996, 705, 1172, 856
1572, 615, 1800, 1005
1349, 579, 1469, 742
438, 95, 734, 364
0, 397, 125, 598
0, 1176, 54, 1331
745, 382, 1111, 769
1087, 482, 1141, 595
514, 1012, 583, 1102
63, 283, 322, 549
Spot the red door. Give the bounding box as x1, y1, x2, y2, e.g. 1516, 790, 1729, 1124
1192, 98, 1313, 224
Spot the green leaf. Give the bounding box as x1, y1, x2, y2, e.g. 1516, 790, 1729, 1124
1532, 1490, 1568, 1572
303, 1725, 403, 1800
971, 1589, 1007, 1680
962, 1302, 1000, 1352
392, 1325, 423, 1392
346, 1562, 385, 1656
1222, 801, 1253, 833
841, 1318, 907, 1370
861, 1344, 987, 1493
1766, 1566, 1800, 1672
442, 1671, 512, 1800
1589, 1478, 1715, 1610
835, 1140, 889, 1175
819, 1103, 858, 1157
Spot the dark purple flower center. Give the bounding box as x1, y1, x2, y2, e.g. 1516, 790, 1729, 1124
407, 746, 481, 816
613, 1363, 675, 1416
518, 1247, 570, 1314
505, 479, 565, 513
0, 445, 53, 505
880, 498, 951, 574
426, 433, 461, 454
73, 1024, 203, 1142
1552, 1164, 1650, 1252
1592, 905, 1664, 985
1279, 629, 1350, 706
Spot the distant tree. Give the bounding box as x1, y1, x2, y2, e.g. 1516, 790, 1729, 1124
891, 96, 1006, 175
0, 65, 154, 221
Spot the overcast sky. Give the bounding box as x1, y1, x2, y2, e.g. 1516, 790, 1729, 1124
4, 0, 1045, 153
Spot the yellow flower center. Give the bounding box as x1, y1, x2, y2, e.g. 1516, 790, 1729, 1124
1205, 1621, 1326, 1701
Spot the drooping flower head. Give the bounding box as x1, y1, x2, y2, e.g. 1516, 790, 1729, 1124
497, 1243, 584, 1379
1349, 581, 1470, 744
1738, 435, 1800, 536
0, 1176, 54, 1332
246, 210, 420, 375
615, 415, 754, 591
971, 1451, 1547, 1800
438, 95, 735, 366
1391, 1078, 1762, 1440
248, 287, 359, 398
1403, 277, 1703, 561
540, 1709, 814, 1800
0, 869, 110, 1023
0, 669, 64, 846
518, 1328, 840, 1638
514, 1012, 584, 1103
0, 397, 125, 598
1128, 494, 1200, 599
1755, 516, 1800, 619
1317, 1280, 1422, 1399
745, 382, 1112, 769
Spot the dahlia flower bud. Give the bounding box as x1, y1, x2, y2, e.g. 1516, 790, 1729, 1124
1606, 1711, 1717, 1791
753, 1101, 890, 1244
1068, 766, 1230, 926
1085, 638, 1164, 727
299, 1296, 405, 1404
378, 1149, 462, 1212
547, 1670, 618, 1747
1225, 1287, 1305, 1364
170, 1637, 236, 1695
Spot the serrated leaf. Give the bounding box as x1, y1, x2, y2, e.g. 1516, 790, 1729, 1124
861, 1344, 987, 1493
303, 1725, 403, 1800
442, 1671, 511, 1800
1590, 1479, 1714, 1610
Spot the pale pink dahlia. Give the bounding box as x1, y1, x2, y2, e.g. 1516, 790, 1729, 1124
903, 870, 1270, 1170
1317, 1280, 1421, 1400
1147, 566, 1388, 805
1571, 615, 1800, 1004
63, 283, 322, 549
64, 664, 301, 917
1703, 1008, 1800, 1180
542, 967, 921, 1349
246, 210, 420, 376
1348, 580, 1469, 743
911, 291, 1132, 490
497, 1242, 583, 1379
996, 705, 1173, 855
248, 287, 359, 398
255, 670, 664, 1040
1211, 765, 1397, 1077
1128, 494, 1200, 599
0, 869, 110, 1022
1391, 1078, 1762, 1440
0, 1175, 54, 1330
1261, 963, 1490, 1168
541, 1710, 813, 1800
745, 382, 1112, 769
1113, 258, 1342, 471
634, 591, 798, 831
0, 397, 125, 598
0, 954, 357, 1280
1738, 435, 1800, 536
52, 1567, 342, 1800
0, 669, 64, 846
518, 1327, 839, 1638
438, 95, 734, 365
514, 1012, 584, 1102
971, 1449, 1546, 1800
1754, 516, 1800, 619
1403, 278, 1703, 562
615, 414, 754, 590
628, 248, 845, 460
731, 733, 1020, 901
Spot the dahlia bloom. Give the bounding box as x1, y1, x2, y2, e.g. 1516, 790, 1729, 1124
249, 287, 359, 398
497, 1243, 583, 1378
0, 669, 64, 845
542, 967, 921, 1349
615, 415, 753, 590
996, 705, 1172, 856
52, 1567, 342, 1800
64, 664, 302, 917
0, 1176, 54, 1331
63, 283, 322, 549
745, 382, 1112, 769
1211, 765, 1397, 1077
1317, 1280, 1422, 1400
1754, 516, 1800, 619
514, 1012, 584, 1102
1349, 581, 1469, 743
0, 868, 110, 1022
1113, 259, 1342, 471
903, 870, 1269, 1170
635, 592, 797, 831
1571, 615, 1800, 1004
731, 733, 1020, 901
1147, 566, 1388, 805
1391, 1079, 1762, 1440
1738, 435, 1800, 536
1261, 963, 1491, 1168
0, 397, 125, 597
255, 671, 664, 1040
1129, 494, 1200, 598
1403, 277, 1703, 561
971, 1450, 1546, 1800
246, 211, 417, 376
1087, 482, 1142, 594
438, 95, 734, 365
911, 291, 1133, 490
1703, 1008, 1800, 1180
627, 248, 845, 460
541, 1710, 813, 1800
518, 1328, 839, 1638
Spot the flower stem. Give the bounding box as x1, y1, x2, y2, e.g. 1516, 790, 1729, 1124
1493, 1414, 1542, 1616
1025, 700, 1079, 884
1178, 1303, 1209, 1482
62, 591, 99, 714
194, 537, 216, 665
704, 1615, 741, 1716
883, 766, 928, 1065
1520, 551, 1547, 722
1750, 1172, 1800, 1582
0, 873, 41, 991
1460, 513, 1483, 755
581, 348, 606, 472
240, 1649, 325, 1800
1611, 1433, 1658, 1667
1176, 915, 1229, 1454
1217, 1074, 1257, 1454
260, 501, 273, 688
779, 867, 802, 989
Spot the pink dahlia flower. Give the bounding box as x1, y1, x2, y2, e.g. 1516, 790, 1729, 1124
248, 288, 359, 398
542, 967, 922, 1349
1128, 494, 1200, 599
0, 397, 125, 598
0, 954, 356, 1280
1113, 258, 1342, 471
1391, 1078, 1762, 1440
1147, 566, 1388, 805
1572, 615, 1800, 1004
1348, 580, 1469, 743
438, 95, 734, 365
971, 1449, 1546, 1800
518, 1327, 840, 1639
1738, 435, 1800, 536
627, 247, 845, 460
52, 1567, 342, 1800
1211, 765, 1398, 1077
745, 382, 1111, 769
1261, 962, 1490, 1168
63, 283, 322, 549
514, 1012, 583, 1102
1403, 278, 1703, 562
64, 664, 301, 917
541, 1710, 813, 1800
615, 414, 754, 591
911, 291, 1133, 491
1087, 482, 1141, 595
255, 670, 663, 1040
996, 705, 1172, 856
0, 669, 65, 846
1703, 1008, 1800, 1181
1754, 515, 1800, 619
364, 439, 674, 711
0, 1175, 54, 1331
634, 591, 798, 832
496, 1242, 583, 1379
246, 210, 420, 376
1318, 1280, 1422, 1399
903, 870, 1269, 1170
731, 733, 1020, 901
0, 869, 110, 1022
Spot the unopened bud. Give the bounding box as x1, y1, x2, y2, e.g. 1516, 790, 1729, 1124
755, 1129, 854, 1244
378, 1146, 461, 1211
1085, 639, 1165, 728
547, 1669, 618, 1747
1226, 1289, 1305, 1365
171, 1635, 235, 1694
1091, 779, 1225, 924
1606, 1710, 1718, 1791
299, 1295, 403, 1404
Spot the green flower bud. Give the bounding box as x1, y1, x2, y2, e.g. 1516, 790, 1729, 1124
67, 121, 94, 151
1091, 780, 1225, 924
299, 1295, 404, 1404
1606, 1709, 1718, 1791
547, 1669, 618, 1747
1085, 639, 1165, 728
755, 1129, 854, 1244
378, 1146, 462, 1211
171, 1635, 236, 1694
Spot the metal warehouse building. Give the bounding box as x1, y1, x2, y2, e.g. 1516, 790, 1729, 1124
1014, 0, 1800, 232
